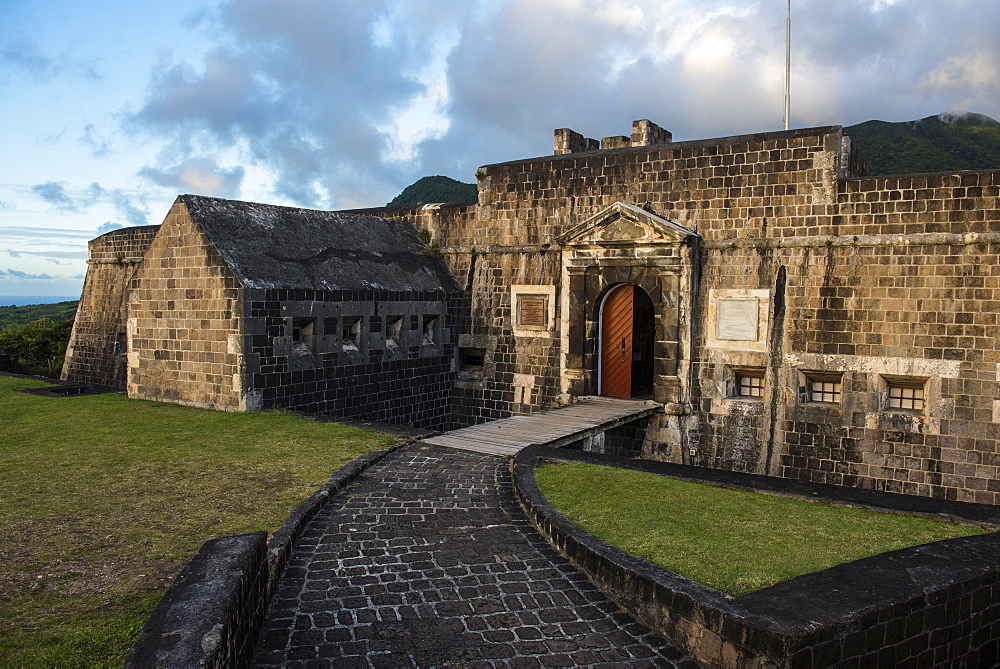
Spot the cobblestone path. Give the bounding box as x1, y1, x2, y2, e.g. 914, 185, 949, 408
253, 443, 693, 668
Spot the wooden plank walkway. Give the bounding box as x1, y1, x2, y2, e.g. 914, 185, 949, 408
422, 396, 661, 456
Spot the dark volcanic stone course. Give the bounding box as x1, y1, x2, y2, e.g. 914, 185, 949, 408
253, 444, 692, 668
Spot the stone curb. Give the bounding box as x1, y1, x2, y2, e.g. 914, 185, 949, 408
510, 445, 738, 662
124, 532, 268, 668
124, 440, 408, 668
512, 444, 1000, 667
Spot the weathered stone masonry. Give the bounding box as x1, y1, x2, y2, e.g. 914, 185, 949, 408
62, 225, 159, 389
66, 120, 1000, 504
127, 200, 244, 410
694, 170, 1000, 503
69, 195, 460, 429
363, 122, 1000, 503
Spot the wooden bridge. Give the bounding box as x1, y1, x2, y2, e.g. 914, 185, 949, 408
422, 396, 661, 456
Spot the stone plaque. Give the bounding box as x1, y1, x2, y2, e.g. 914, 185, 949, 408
518, 296, 547, 328
716, 298, 759, 341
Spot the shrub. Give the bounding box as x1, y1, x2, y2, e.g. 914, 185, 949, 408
0, 317, 74, 377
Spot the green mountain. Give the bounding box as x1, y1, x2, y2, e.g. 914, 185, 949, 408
387, 175, 478, 207
0, 301, 77, 330
845, 112, 1000, 176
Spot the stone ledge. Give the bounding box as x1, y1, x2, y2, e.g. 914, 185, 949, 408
512, 445, 1000, 666
124, 532, 268, 668
702, 230, 1000, 251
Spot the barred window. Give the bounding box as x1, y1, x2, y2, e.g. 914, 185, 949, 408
803, 372, 843, 404
735, 370, 765, 398
810, 379, 841, 403
885, 377, 926, 413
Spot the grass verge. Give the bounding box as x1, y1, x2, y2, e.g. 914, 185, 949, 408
535, 461, 986, 597
0, 375, 395, 666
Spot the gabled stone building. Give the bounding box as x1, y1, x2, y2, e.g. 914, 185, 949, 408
64, 195, 459, 427
65, 119, 1000, 504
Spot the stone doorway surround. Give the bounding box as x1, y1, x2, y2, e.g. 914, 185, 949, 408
557, 202, 699, 410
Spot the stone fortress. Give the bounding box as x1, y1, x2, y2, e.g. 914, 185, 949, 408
63, 119, 1000, 506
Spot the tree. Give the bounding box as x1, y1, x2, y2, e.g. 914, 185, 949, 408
0, 318, 75, 378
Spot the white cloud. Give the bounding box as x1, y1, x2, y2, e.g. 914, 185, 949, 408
110, 192, 150, 227
0, 37, 58, 82
121, 0, 1000, 211
139, 157, 245, 198
30, 181, 105, 212
923, 51, 1000, 113
26, 181, 150, 229
80, 123, 112, 157
6, 249, 89, 260
0, 226, 94, 241
0, 268, 55, 280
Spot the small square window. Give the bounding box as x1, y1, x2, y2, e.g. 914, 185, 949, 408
342, 317, 361, 351
422, 315, 438, 345
292, 318, 316, 353
456, 347, 486, 381
461, 348, 485, 368
386, 316, 403, 349
810, 380, 841, 404
802, 372, 843, 405
884, 377, 927, 413
736, 370, 765, 398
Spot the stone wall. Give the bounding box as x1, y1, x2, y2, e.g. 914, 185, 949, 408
124, 532, 269, 668
69, 122, 1000, 506
127, 201, 244, 410
363, 127, 1000, 507
62, 225, 160, 389
346, 204, 495, 428
125, 446, 401, 668
693, 170, 1000, 504
361, 127, 850, 433
242, 287, 458, 429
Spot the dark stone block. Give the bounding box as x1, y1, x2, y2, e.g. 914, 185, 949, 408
124, 532, 268, 668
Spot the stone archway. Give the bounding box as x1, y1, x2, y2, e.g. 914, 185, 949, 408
557, 202, 699, 407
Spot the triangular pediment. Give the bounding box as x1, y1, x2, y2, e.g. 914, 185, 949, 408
557, 202, 696, 246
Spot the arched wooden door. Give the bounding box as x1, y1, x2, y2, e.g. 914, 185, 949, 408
600, 283, 655, 398
600, 284, 634, 398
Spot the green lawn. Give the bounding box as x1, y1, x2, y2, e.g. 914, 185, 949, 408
0, 375, 395, 666
535, 461, 987, 597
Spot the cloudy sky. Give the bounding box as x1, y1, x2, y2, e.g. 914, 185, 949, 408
1, 0, 998, 298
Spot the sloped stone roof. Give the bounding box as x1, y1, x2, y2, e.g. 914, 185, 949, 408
181, 195, 457, 292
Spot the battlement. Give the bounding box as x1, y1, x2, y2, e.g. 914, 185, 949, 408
554, 119, 672, 154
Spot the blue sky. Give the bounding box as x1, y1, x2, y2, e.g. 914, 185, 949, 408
2, 0, 998, 297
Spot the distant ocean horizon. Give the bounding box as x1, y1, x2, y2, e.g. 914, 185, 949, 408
0, 296, 80, 307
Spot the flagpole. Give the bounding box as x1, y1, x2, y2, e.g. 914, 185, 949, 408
783, 0, 791, 130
